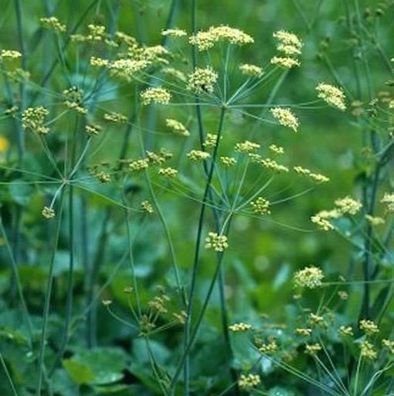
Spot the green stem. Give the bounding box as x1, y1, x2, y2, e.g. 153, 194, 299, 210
86, 209, 112, 347
0, 352, 18, 396
173, 218, 232, 392
36, 191, 65, 396
182, 107, 226, 395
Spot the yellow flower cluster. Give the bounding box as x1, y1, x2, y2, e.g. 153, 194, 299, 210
235, 140, 260, 153
85, 124, 101, 136
271, 107, 299, 132
311, 196, 362, 230
0, 49, 22, 59
63, 86, 86, 114
158, 167, 178, 177
90, 41, 169, 80
141, 200, 154, 214
187, 67, 218, 94
148, 294, 170, 314
90, 57, 109, 67
273, 30, 303, 54
238, 374, 261, 391
311, 209, 340, 231
269, 144, 284, 155
141, 87, 171, 105
261, 158, 289, 173
271, 30, 302, 68
40, 16, 66, 32
309, 313, 324, 326
359, 319, 379, 336
108, 59, 148, 80
382, 339, 394, 355
305, 343, 322, 355
147, 149, 172, 164
239, 64, 263, 77
270, 56, 300, 68
42, 206, 55, 219
228, 322, 252, 332
220, 156, 236, 167
104, 112, 128, 124
129, 159, 149, 172
251, 197, 271, 215
205, 232, 228, 252
187, 150, 210, 161
161, 28, 187, 37
293, 266, 324, 289
334, 196, 362, 215
259, 340, 278, 354
316, 83, 346, 111
293, 166, 329, 183
165, 118, 190, 136
360, 341, 377, 360
309, 173, 330, 183
339, 325, 354, 337
203, 133, 219, 148
296, 328, 312, 336
22, 106, 49, 134
190, 25, 254, 51
96, 171, 111, 183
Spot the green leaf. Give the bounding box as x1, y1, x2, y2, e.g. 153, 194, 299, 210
63, 359, 95, 385
63, 347, 128, 386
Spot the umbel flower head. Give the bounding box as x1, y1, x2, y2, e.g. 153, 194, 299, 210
293, 266, 324, 289
251, 197, 271, 215
271, 30, 302, 68
22, 106, 49, 134
205, 232, 228, 252
359, 319, 379, 336
0, 49, 22, 59
187, 150, 210, 161
360, 341, 377, 361
187, 67, 218, 94
228, 322, 252, 332
141, 87, 171, 105
166, 118, 190, 136
316, 83, 346, 111
334, 196, 362, 215
40, 16, 66, 32
190, 25, 254, 51
238, 374, 261, 391
161, 28, 187, 38
239, 64, 263, 77
270, 107, 299, 132
42, 206, 55, 219
273, 30, 303, 53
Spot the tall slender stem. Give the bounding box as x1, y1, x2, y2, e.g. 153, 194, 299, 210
36, 192, 65, 396
182, 107, 226, 395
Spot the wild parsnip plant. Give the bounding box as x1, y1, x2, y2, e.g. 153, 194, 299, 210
0, 1, 393, 395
